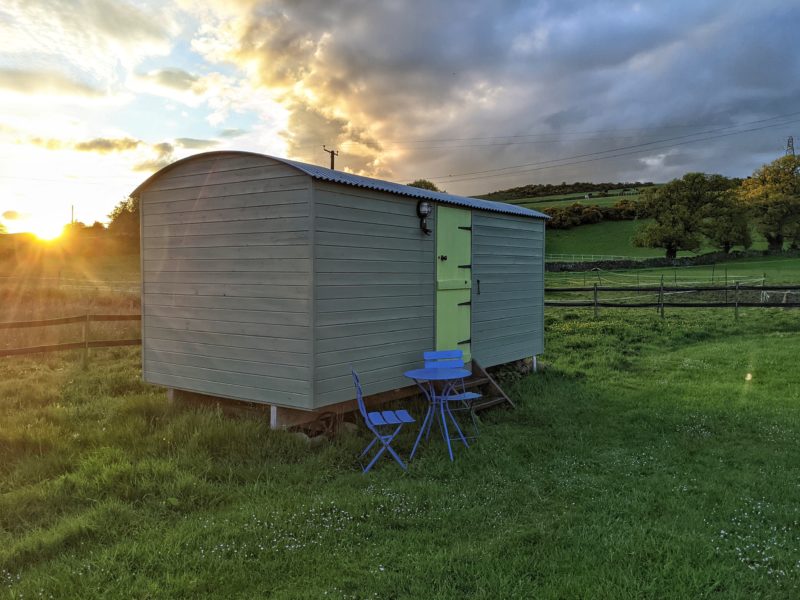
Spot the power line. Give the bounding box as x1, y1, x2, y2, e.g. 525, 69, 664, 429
429, 116, 800, 184
426, 113, 800, 183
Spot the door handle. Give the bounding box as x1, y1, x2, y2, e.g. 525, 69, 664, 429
438, 255, 448, 261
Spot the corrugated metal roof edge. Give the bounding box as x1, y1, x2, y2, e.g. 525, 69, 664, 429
131, 150, 550, 220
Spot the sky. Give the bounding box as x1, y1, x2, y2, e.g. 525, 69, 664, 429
1, 0, 798, 235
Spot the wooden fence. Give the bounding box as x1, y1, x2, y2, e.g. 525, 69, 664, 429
545, 283, 800, 318
0, 314, 141, 358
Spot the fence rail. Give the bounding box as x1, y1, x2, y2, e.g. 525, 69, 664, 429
0, 314, 141, 358
545, 284, 800, 317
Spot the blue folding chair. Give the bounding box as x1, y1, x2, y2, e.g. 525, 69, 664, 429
352, 369, 415, 473
423, 350, 481, 441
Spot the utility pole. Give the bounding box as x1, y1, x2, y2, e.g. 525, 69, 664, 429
787, 136, 795, 156
322, 145, 339, 169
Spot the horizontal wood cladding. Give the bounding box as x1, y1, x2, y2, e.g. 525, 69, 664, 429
144, 282, 309, 299
144, 293, 310, 314
144, 370, 309, 407
145, 304, 310, 327
141, 178, 310, 204
144, 258, 310, 274
471, 213, 544, 367
143, 271, 311, 286
146, 163, 302, 192
312, 185, 435, 408
146, 337, 308, 367
145, 327, 309, 354
143, 202, 308, 227
143, 178, 309, 213
140, 153, 313, 409
144, 215, 310, 239
142, 231, 310, 250
144, 350, 309, 386
143, 245, 310, 261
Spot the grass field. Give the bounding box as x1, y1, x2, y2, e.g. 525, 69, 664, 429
546, 219, 771, 259
503, 189, 643, 210
3, 308, 800, 598
547, 255, 800, 288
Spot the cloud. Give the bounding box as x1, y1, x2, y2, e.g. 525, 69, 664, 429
2, 210, 23, 220
133, 142, 175, 172
138, 68, 199, 91
0, 0, 174, 94
0, 68, 103, 97
188, 0, 800, 190
175, 137, 219, 149
219, 128, 247, 138
75, 137, 142, 153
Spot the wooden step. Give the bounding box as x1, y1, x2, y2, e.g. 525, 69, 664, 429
472, 396, 509, 412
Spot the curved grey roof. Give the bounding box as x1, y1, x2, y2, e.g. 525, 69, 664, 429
132, 151, 549, 220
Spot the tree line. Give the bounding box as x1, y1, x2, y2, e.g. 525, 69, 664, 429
633, 155, 800, 258
478, 181, 656, 202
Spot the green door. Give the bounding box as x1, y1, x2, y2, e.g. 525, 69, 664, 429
435, 205, 471, 361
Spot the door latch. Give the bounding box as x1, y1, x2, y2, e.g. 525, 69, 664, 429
438, 255, 448, 261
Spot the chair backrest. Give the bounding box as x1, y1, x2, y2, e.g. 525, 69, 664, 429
351, 368, 369, 420
423, 349, 464, 370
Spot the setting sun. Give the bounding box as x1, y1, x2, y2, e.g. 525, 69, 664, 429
6, 217, 65, 241
32, 222, 65, 241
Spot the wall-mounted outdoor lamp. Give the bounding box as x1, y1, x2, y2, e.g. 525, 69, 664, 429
417, 200, 432, 235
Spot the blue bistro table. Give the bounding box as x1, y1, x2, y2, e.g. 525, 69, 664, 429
404, 367, 472, 461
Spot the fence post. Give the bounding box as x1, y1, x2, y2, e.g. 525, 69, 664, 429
735, 282, 740, 321
83, 314, 90, 366
593, 283, 599, 319
659, 275, 665, 319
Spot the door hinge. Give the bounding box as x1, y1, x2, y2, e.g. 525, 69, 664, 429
458, 338, 472, 345
458, 300, 471, 306
458, 264, 472, 269
458, 226, 472, 231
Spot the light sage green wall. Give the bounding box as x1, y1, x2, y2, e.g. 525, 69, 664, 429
140, 153, 315, 408
311, 181, 435, 406
471, 212, 544, 367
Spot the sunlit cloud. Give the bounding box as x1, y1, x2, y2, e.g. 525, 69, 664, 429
133, 142, 176, 172
175, 138, 219, 149
0, 68, 103, 98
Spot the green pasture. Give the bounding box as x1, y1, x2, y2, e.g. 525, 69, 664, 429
546, 219, 770, 259
3, 308, 800, 598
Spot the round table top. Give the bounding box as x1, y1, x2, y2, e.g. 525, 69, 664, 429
404, 367, 471, 381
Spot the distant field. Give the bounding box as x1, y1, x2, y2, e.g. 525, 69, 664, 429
506, 191, 641, 209
546, 255, 800, 287
546, 220, 768, 259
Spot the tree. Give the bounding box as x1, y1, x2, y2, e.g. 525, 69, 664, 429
633, 173, 728, 259
739, 155, 800, 253
407, 179, 441, 192
107, 195, 140, 238
701, 191, 751, 253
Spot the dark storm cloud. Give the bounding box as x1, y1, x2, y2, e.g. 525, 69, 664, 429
226, 0, 800, 190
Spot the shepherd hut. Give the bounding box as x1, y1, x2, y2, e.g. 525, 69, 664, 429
133, 151, 548, 426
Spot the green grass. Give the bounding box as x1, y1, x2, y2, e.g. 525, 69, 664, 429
546, 219, 772, 259
3, 308, 800, 598
547, 255, 800, 287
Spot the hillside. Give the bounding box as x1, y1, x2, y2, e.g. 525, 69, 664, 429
479, 181, 656, 202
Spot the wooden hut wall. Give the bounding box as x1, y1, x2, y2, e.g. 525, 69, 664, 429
311, 182, 436, 407
140, 154, 315, 408
471, 212, 545, 367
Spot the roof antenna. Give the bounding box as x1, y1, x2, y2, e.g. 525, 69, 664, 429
322, 145, 339, 169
